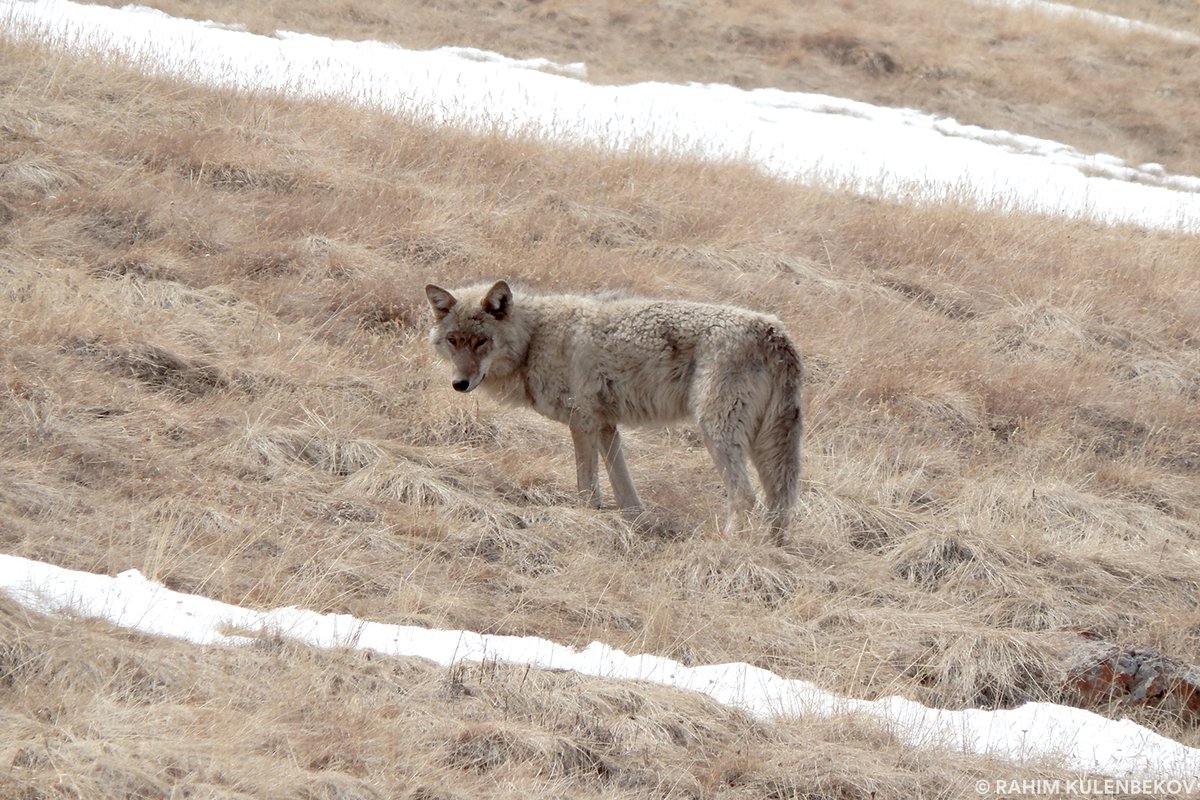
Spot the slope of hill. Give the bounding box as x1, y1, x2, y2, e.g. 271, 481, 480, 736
2, 1, 1199, 796
108, 0, 1200, 177
14, 0, 1200, 231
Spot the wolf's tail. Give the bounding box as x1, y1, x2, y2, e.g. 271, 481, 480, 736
753, 325, 804, 540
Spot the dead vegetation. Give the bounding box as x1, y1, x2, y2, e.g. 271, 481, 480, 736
1, 2, 1199, 796
1, 596, 1089, 799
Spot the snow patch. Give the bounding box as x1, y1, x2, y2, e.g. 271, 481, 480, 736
2, 0, 1199, 230
3, 554, 1199, 779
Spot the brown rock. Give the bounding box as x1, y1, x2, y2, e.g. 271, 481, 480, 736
1059, 632, 1200, 723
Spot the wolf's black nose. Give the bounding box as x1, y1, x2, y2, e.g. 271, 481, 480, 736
452, 379, 470, 392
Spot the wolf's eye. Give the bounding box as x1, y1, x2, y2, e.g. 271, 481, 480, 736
471, 337, 489, 352
446, 334, 463, 348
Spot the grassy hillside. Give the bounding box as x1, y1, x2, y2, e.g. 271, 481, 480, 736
2, 2, 1199, 796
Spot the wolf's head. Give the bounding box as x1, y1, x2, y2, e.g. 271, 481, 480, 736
425, 280, 514, 393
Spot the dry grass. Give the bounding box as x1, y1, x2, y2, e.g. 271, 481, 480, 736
1, 3, 1200, 796
0, 596, 1089, 799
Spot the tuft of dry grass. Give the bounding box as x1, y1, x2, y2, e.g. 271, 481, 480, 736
1, 4, 1199, 795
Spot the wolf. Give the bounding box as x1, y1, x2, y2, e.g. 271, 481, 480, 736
424, 280, 803, 542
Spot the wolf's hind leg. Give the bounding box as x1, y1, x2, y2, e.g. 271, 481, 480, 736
695, 387, 760, 535
751, 442, 798, 546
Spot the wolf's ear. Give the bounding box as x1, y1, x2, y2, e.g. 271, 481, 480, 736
482, 280, 512, 320
426, 284, 457, 319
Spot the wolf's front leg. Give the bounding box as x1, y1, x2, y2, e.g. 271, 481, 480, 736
570, 425, 602, 508
598, 425, 643, 519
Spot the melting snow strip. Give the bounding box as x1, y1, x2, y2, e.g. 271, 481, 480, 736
2, 554, 1199, 779
3, 0, 1200, 230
